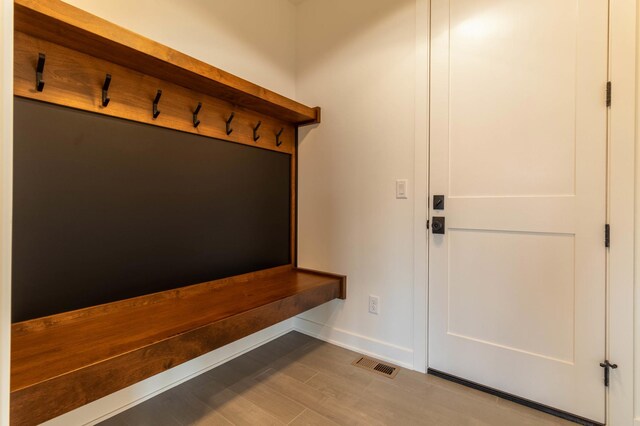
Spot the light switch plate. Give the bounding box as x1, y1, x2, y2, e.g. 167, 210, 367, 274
396, 179, 408, 199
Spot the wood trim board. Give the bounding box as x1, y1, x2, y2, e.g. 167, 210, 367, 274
14, 0, 321, 125
14, 31, 297, 155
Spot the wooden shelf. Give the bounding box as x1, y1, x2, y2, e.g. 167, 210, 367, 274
14, 0, 320, 126
10, 266, 346, 425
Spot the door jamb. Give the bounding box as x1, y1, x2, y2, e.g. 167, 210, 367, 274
0, 1, 13, 426
608, 0, 636, 424
412, 0, 429, 374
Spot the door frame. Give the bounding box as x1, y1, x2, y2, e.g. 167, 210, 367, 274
0, 1, 14, 426
412, 0, 429, 375
608, 0, 636, 424
415, 0, 637, 423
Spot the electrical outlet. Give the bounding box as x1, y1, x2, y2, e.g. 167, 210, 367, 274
369, 295, 379, 315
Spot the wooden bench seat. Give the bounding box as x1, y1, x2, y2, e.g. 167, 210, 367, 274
10, 266, 346, 425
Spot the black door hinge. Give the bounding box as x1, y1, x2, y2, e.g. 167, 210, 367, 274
426, 220, 430, 229
606, 81, 612, 107
605, 224, 610, 248
600, 360, 617, 387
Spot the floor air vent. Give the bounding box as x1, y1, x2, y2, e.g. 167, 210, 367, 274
352, 356, 399, 379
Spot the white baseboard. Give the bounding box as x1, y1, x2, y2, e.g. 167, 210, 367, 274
293, 317, 414, 369
42, 319, 294, 426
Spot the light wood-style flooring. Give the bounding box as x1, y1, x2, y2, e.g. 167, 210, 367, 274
100, 331, 574, 426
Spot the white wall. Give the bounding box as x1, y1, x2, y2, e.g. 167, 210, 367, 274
0, 0, 13, 425
63, 0, 298, 99
294, 0, 426, 368
635, 0, 640, 421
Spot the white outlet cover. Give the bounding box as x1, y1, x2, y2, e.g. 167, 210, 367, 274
369, 295, 380, 314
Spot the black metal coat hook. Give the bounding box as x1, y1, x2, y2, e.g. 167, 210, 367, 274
226, 112, 235, 135
102, 74, 112, 107
193, 102, 202, 128
276, 128, 284, 147
253, 121, 262, 142
153, 90, 162, 119
36, 53, 46, 92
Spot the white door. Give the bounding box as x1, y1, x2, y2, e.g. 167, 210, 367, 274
428, 0, 608, 422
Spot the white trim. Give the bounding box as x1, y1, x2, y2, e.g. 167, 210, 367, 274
0, 2, 13, 426
608, 0, 637, 424
42, 320, 294, 426
412, 0, 429, 374
293, 317, 414, 369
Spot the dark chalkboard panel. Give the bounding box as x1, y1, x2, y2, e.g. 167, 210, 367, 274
12, 98, 291, 322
